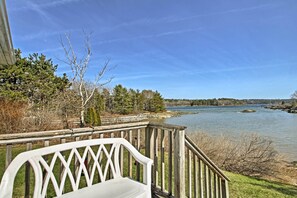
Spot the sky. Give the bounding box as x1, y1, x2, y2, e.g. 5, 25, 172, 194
6, 0, 297, 99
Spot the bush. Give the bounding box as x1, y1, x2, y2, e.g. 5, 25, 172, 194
85, 107, 101, 126
0, 99, 64, 134
188, 132, 280, 176
23, 109, 63, 131
0, 99, 27, 134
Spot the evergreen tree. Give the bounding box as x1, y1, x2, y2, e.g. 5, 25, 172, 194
135, 89, 144, 113
113, 84, 133, 114
151, 91, 165, 112
83, 89, 104, 126
102, 88, 112, 112
129, 89, 137, 112
142, 90, 154, 111
90, 85, 166, 114
128, 88, 144, 113
90, 89, 105, 113
0, 49, 69, 105
85, 107, 101, 126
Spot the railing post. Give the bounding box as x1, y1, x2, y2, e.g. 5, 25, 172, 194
60, 138, 66, 182
120, 131, 124, 174
25, 142, 32, 198
5, 144, 12, 169
74, 137, 80, 179
222, 180, 229, 198
174, 129, 186, 198
146, 127, 155, 186
145, 127, 154, 159
168, 130, 173, 195
128, 130, 133, 178
153, 128, 158, 186
160, 129, 165, 191
136, 129, 141, 181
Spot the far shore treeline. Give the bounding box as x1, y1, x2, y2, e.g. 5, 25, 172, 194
165, 98, 294, 106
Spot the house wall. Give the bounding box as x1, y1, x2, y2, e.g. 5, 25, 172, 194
0, 0, 15, 65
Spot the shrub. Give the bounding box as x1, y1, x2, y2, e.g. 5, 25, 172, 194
188, 132, 280, 176
85, 107, 101, 126
0, 99, 27, 134
22, 109, 63, 131
0, 99, 64, 134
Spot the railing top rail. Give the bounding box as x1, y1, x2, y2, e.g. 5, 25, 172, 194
148, 122, 187, 130
185, 135, 230, 181
0, 121, 149, 145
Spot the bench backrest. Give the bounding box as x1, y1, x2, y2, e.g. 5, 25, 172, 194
0, 138, 145, 198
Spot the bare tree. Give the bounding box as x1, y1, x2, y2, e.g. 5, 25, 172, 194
60, 33, 112, 126
291, 91, 297, 99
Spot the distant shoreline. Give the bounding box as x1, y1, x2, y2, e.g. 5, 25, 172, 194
165, 98, 294, 107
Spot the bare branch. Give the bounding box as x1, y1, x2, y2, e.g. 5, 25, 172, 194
60, 33, 79, 81
291, 91, 297, 99
60, 31, 112, 126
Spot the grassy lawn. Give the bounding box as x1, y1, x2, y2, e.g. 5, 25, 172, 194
226, 172, 297, 198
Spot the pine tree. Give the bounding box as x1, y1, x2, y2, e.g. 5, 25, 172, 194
113, 85, 133, 114
0, 49, 69, 105
85, 107, 101, 126
151, 91, 165, 112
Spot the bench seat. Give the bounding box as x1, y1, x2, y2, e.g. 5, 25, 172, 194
58, 178, 147, 198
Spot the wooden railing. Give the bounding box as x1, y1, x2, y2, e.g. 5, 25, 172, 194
146, 123, 229, 198
185, 136, 229, 198
0, 121, 229, 198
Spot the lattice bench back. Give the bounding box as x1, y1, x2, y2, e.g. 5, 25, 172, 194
0, 138, 152, 198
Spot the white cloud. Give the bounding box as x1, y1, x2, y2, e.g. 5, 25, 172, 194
112, 74, 158, 82
12, 0, 81, 11
167, 3, 277, 23
10, 0, 80, 26
184, 62, 297, 76
17, 29, 80, 41
98, 16, 176, 34
36, 0, 81, 8
95, 27, 203, 45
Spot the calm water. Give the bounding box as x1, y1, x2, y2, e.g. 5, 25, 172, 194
165, 105, 297, 161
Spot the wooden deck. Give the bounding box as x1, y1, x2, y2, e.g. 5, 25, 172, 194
0, 121, 229, 198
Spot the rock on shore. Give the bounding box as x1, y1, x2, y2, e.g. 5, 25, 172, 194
265, 104, 297, 114
241, 109, 256, 113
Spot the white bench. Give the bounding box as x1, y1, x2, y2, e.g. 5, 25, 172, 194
0, 138, 153, 198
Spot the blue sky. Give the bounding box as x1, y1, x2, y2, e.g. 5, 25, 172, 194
6, 0, 297, 99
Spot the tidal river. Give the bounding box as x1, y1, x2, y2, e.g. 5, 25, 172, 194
165, 105, 297, 161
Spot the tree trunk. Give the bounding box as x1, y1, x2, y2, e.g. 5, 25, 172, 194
62, 106, 69, 129
80, 109, 85, 127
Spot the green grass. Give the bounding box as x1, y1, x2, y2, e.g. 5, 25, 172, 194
226, 172, 297, 198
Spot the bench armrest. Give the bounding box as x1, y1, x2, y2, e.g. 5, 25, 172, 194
119, 139, 153, 185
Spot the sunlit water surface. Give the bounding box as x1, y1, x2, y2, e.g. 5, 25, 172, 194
165, 105, 297, 161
